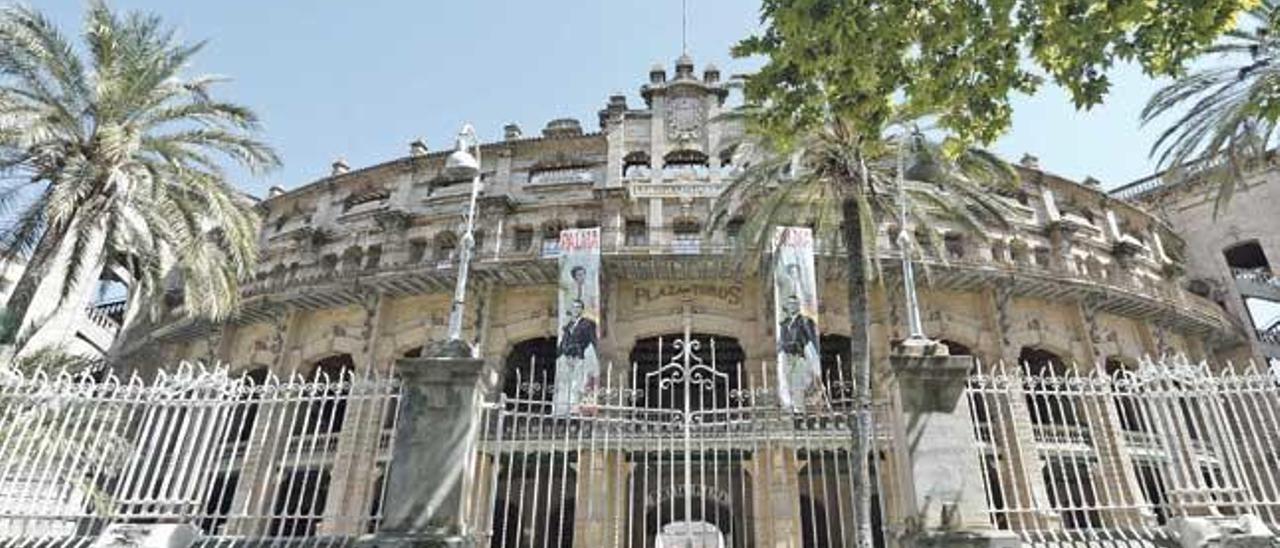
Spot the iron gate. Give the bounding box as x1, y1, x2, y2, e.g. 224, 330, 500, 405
468, 325, 885, 548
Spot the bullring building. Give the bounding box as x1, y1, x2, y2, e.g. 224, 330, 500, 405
8, 55, 1280, 548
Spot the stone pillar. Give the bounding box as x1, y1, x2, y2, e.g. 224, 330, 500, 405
573, 451, 631, 548
746, 448, 804, 548
891, 354, 1020, 547
370, 355, 486, 546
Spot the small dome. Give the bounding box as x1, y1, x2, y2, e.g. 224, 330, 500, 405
542, 118, 583, 138
650, 62, 665, 73
675, 53, 694, 67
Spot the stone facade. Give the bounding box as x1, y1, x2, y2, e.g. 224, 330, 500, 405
114, 56, 1256, 547
1112, 162, 1280, 363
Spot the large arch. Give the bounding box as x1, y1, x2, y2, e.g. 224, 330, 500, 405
295, 353, 354, 435
629, 333, 745, 410
502, 337, 558, 402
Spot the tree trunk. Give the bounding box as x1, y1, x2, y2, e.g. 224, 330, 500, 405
842, 195, 875, 548
14, 217, 109, 358
3, 223, 68, 342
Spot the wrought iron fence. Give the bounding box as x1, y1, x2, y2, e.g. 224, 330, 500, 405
0, 363, 400, 546
967, 357, 1280, 543
467, 333, 893, 548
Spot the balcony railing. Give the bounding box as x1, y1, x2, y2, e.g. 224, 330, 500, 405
238, 228, 1233, 333
1233, 267, 1280, 288
1259, 328, 1280, 346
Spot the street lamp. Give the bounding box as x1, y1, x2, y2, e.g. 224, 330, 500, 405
444, 124, 483, 356
897, 128, 929, 346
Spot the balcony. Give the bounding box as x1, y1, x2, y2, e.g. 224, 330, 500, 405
180, 224, 1239, 348
528, 168, 595, 187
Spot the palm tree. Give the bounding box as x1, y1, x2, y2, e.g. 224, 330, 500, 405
711, 117, 1018, 547
1142, 0, 1280, 213
0, 1, 279, 357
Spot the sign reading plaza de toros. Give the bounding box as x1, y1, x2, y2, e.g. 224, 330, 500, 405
626, 281, 745, 313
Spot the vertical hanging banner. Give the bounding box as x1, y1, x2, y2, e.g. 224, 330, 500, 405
554, 227, 602, 416
773, 226, 822, 411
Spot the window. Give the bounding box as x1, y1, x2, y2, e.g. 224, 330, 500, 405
944, 233, 965, 259
726, 218, 745, 245
514, 228, 534, 252
408, 239, 427, 263
672, 220, 700, 254
295, 354, 353, 435
341, 247, 363, 271
1033, 246, 1052, 268
434, 232, 457, 267
364, 245, 382, 270
199, 472, 240, 534
1020, 347, 1081, 427
625, 219, 648, 247
1105, 358, 1148, 433
1224, 240, 1270, 271
269, 468, 330, 537
541, 225, 564, 258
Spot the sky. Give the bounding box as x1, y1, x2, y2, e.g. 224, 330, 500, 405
36, 0, 1195, 198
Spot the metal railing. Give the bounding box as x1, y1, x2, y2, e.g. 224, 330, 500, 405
967, 357, 1280, 542
1234, 267, 1280, 289
0, 363, 400, 545
467, 335, 891, 548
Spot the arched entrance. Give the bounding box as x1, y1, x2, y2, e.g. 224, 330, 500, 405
630, 464, 749, 548
629, 334, 745, 410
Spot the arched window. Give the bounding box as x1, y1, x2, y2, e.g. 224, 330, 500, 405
1020, 347, 1080, 427
944, 233, 966, 260
1223, 240, 1269, 272
229, 366, 270, 443
407, 239, 428, 264
541, 222, 566, 257
341, 247, 363, 272
433, 232, 457, 267
819, 334, 853, 407
1105, 357, 1148, 433
663, 149, 710, 178
502, 338, 557, 406
671, 219, 701, 254
622, 150, 651, 178
296, 354, 353, 435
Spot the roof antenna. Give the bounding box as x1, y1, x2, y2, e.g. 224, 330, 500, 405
682, 0, 688, 54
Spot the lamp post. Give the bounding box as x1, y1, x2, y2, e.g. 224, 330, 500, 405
444, 124, 483, 356
898, 128, 929, 344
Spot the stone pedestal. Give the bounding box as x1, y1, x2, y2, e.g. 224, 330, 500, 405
367, 354, 486, 547
891, 354, 1020, 548
1165, 515, 1279, 548
92, 523, 198, 548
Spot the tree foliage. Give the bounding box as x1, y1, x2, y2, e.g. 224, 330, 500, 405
735, 0, 1255, 147
0, 1, 279, 348
1142, 0, 1280, 213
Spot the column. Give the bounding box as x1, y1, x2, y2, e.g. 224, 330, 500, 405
369, 355, 486, 546
890, 354, 1020, 547
745, 448, 804, 548
573, 451, 632, 548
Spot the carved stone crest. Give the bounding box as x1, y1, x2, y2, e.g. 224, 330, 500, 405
665, 95, 704, 143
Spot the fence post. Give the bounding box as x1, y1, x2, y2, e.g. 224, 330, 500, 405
890, 352, 1020, 547
367, 351, 486, 546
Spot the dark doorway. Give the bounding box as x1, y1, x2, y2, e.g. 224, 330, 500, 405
630, 334, 745, 410
1224, 240, 1270, 271
502, 337, 558, 403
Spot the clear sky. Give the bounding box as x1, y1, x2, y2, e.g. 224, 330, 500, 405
37, 0, 1190, 197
